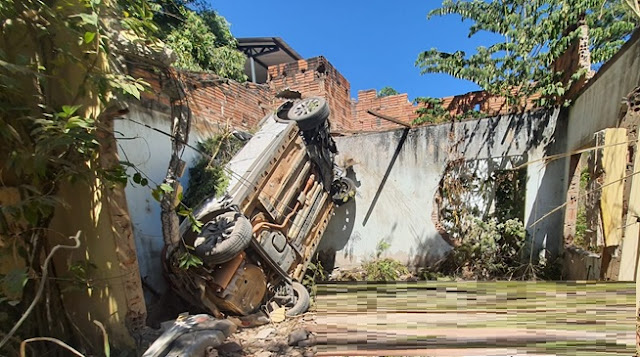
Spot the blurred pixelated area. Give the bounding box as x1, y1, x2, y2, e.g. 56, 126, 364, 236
314, 281, 636, 356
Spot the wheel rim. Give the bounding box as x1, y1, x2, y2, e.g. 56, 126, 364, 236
338, 180, 350, 195
292, 98, 320, 117
203, 214, 235, 244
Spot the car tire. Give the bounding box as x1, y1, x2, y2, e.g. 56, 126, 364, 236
285, 282, 310, 317
331, 177, 356, 205
194, 211, 252, 266
287, 97, 330, 131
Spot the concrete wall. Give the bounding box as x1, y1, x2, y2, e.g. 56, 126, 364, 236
119, 30, 640, 293
114, 104, 206, 299
320, 109, 562, 269
567, 31, 640, 151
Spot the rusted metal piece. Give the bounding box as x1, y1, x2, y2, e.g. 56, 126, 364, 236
367, 109, 413, 128
279, 162, 312, 217
252, 175, 315, 234
209, 263, 267, 316
209, 252, 245, 291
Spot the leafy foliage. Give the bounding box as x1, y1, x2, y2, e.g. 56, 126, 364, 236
360, 239, 410, 281
362, 258, 410, 281
177, 250, 203, 269
442, 216, 532, 279
493, 169, 527, 222
0, 0, 246, 350
377, 86, 399, 97
0, 0, 163, 350
572, 165, 598, 251
182, 132, 244, 209
417, 0, 638, 107
413, 96, 484, 125
0, 0, 157, 243
161, 8, 247, 81
302, 257, 328, 307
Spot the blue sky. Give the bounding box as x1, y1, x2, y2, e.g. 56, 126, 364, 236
212, 1, 501, 101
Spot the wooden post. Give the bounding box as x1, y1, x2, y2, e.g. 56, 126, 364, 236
619, 135, 640, 281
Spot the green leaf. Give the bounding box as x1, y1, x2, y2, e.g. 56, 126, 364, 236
151, 188, 163, 202
1, 268, 29, 303
71, 12, 98, 26
159, 183, 174, 193
125, 84, 141, 100
140, 178, 148, 186
65, 117, 92, 130
178, 252, 203, 270
23, 205, 39, 226
188, 214, 203, 233
60, 105, 82, 118
133, 172, 142, 184
84, 32, 96, 44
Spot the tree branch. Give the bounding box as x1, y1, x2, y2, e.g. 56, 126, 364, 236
0, 231, 82, 350
20, 337, 84, 357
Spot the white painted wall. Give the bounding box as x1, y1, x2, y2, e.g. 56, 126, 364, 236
320, 110, 562, 270
114, 104, 206, 299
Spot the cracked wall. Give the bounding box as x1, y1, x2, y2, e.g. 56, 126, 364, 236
319, 109, 562, 270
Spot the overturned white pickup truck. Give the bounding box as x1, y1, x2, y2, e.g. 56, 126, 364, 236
163, 96, 356, 320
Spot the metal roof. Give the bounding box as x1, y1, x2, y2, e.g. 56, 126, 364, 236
237, 37, 303, 83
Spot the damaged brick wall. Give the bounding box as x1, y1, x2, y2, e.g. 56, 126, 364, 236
552, 15, 594, 104
129, 65, 273, 137
354, 90, 414, 130
267, 57, 353, 130
183, 72, 273, 134
129, 53, 555, 136
440, 90, 540, 117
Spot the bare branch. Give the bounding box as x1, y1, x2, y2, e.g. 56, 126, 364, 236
0, 231, 82, 350
92, 320, 110, 357
20, 337, 84, 357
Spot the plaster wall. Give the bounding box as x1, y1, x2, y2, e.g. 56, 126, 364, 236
320, 109, 562, 269
114, 104, 206, 298
567, 31, 640, 151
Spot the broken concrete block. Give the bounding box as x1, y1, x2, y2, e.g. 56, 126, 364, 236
216, 341, 242, 354
297, 334, 316, 347
288, 328, 309, 346
255, 327, 275, 339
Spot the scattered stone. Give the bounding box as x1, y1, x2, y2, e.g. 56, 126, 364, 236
267, 343, 282, 352
303, 349, 315, 357
297, 334, 316, 347
205, 346, 219, 357
284, 346, 294, 354
237, 311, 271, 327
226, 316, 243, 327
254, 351, 272, 357
288, 328, 309, 346
217, 341, 242, 354
255, 327, 275, 339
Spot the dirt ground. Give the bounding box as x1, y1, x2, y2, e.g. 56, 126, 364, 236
215, 312, 317, 357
